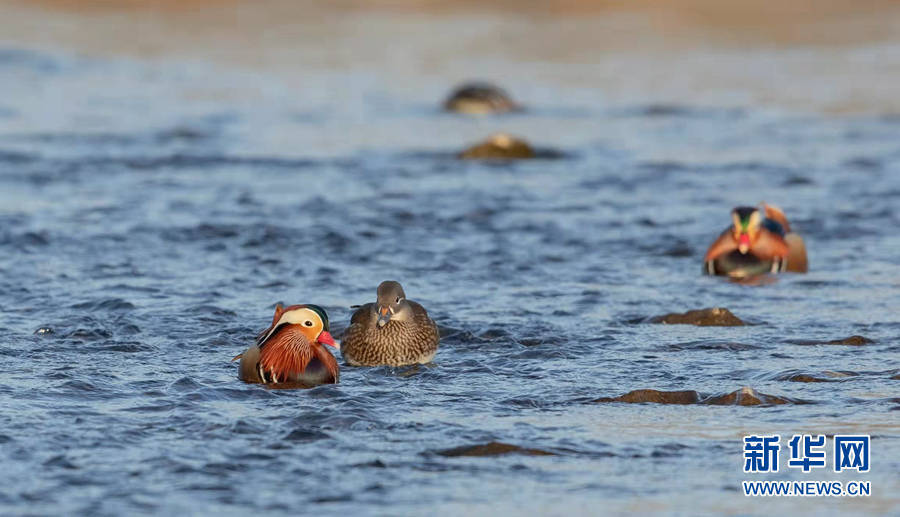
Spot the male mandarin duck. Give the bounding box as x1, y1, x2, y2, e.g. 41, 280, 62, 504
443, 81, 519, 114
704, 203, 808, 277
341, 281, 440, 367
232, 304, 339, 386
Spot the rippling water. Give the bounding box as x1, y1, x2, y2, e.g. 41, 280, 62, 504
1, 46, 898, 515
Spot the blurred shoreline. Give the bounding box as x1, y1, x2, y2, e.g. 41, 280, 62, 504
2, 0, 900, 113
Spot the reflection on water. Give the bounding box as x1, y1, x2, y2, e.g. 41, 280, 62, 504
1, 3, 899, 515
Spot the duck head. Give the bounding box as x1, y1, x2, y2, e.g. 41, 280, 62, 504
374, 280, 411, 328
731, 206, 762, 254
257, 304, 338, 381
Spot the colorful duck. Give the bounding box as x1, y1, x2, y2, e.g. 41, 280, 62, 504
443, 82, 519, 114
704, 203, 808, 277
233, 304, 339, 386
341, 281, 440, 367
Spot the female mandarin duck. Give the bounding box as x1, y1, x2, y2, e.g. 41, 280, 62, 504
233, 304, 339, 386
704, 203, 808, 277
341, 281, 440, 367
443, 82, 519, 114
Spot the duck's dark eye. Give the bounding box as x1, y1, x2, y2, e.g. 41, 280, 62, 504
395, 297, 401, 304
304, 320, 313, 327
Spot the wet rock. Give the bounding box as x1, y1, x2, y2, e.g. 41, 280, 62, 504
773, 370, 857, 382
595, 387, 805, 406
782, 373, 831, 383
595, 389, 701, 405
788, 335, 874, 346
702, 387, 796, 406
827, 335, 873, 346
34, 327, 54, 335
434, 441, 555, 457
649, 308, 745, 326
443, 82, 518, 114
459, 133, 535, 160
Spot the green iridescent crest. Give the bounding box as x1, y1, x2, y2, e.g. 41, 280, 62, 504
304, 304, 330, 332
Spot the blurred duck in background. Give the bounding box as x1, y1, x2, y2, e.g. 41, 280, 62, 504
443, 81, 519, 114
704, 203, 808, 278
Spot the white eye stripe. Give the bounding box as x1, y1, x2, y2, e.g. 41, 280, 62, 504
259, 308, 320, 344
275, 308, 319, 327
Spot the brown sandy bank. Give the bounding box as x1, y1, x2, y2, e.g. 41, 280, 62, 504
2, 0, 900, 113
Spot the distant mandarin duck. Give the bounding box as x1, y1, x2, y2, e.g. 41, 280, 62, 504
704, 203, 808, 277
341, 281, 440, 366
443, 82, 519, 114
233, 304, 339, 386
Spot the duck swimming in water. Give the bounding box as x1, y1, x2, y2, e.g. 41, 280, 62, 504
233, 304, 339, 386
341, 281, 440, 367
704, 203, 808, 277
443, 82, 519, 114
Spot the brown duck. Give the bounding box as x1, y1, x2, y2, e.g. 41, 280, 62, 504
341, 281, 440, 366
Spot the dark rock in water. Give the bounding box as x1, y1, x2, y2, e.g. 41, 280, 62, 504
459, 133, 535, 160
595, 387, 805, 406
787, 374, 827, 383
780, 373, 832, 383
649, 308, 745, 326
443, 82, 518, 114
773, 370, 857, 382
34, 327, 54, 335
788, 335, 874, 346
435, 441, 555, 457
827, 335, 873, 346
595, 389, 701, 404
702, 387, 796, 406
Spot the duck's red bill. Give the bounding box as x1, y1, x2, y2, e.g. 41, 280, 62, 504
317, 331, 337, 348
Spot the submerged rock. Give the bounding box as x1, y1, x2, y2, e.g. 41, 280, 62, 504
443, 82, 518, 114
459, 133, 535, 160
434, 441, 555, 457
788, 335, 874, 346
773, 369, 857, 383
702, 387, 795, 406
595, 389, 701, 405
649, 307, 745, 326
781, 373, 832, 383
595, 387, 805, 406
827, 335, 873, 346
